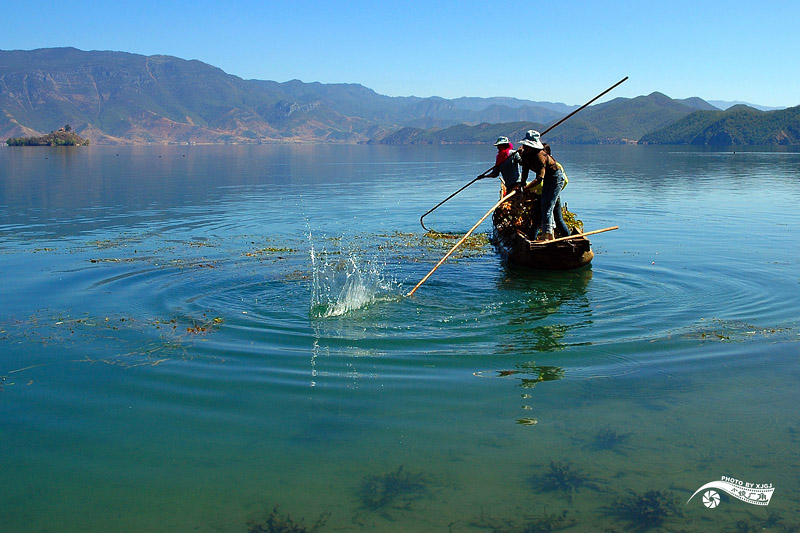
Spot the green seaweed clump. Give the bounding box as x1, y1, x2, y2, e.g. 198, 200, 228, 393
610, 489, 681, 529
560, 203, 584, 234
528, 461, 593, 501
248, 505, 329, 533
358, 465, 430, 511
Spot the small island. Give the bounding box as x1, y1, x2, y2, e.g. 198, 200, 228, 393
6, 125, 90, 146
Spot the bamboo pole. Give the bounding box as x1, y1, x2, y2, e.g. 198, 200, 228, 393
417, 76, 628, 232
406, 190, 517, 297
540, 77, 628, 136
420, 175, 485, 232
530, 226, 619, 245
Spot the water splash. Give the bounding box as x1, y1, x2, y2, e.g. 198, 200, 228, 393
309, 235, 397, 317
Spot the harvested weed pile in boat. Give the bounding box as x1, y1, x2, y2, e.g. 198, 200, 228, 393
494, 190, 583, 238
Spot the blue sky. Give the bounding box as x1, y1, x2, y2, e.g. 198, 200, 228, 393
2, 0, 796, 107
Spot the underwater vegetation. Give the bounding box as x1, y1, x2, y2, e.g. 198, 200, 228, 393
471, 507, 577, 532
734, 511, 799, 533
248, 505, 329, 533
591, 426, 634, 453
528, 460, 598, 502
357, 465, 430, 512
607, 489, 681, 530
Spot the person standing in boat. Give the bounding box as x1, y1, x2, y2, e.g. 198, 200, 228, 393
518, 130, 570, 241
484, 136, 524, 194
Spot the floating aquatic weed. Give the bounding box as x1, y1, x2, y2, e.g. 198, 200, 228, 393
607, 489, 682, 529
184, 314, 224, 334
1, 311, 226, 369
357, 465, 430, 512
248, 505, 329, 533
309, 237, 397, 318
244, 246, 297, 258
683, 318, 794, 343
528, 461, 598, 502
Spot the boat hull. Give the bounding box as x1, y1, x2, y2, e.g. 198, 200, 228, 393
492, 228, 593, 270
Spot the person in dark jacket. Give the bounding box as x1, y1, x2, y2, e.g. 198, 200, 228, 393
518, 130, 570, 240
485, 136, 523, 193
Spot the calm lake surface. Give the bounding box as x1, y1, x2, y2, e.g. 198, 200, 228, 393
1, 144, 799, 532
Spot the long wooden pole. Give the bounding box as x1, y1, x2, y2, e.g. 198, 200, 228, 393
540, 76, 628, 136
406, 190, 517, 297
531, 226, 619, 245
417, 76, 628, 231
420, 175, 485, 232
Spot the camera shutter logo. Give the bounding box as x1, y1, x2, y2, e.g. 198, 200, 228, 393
702, 490, 721, 508
687, 477, 775, 509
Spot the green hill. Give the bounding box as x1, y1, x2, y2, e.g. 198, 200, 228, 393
374, 122, 544, 145
374, 93, 710, 145
543, 92, 707, 144
640, 105, 800, 145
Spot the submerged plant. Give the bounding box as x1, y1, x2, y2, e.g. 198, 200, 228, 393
521, 509, 578, 533
248, 505, 329, 533
591, 426, 634, 452
734, 511, 797, 533
528, 461, 597, 501
609, 489, 682, 529
472, 507, 577, 532
358, 465, 430, 511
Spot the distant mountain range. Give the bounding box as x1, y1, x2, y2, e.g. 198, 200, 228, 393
1, 48, 798, 146
708, 100, 785, 112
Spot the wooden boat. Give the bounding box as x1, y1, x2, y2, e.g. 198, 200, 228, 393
491, 189, 593, 270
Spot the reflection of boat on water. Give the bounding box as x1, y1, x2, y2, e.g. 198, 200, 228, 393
474, 364, 565, 388
495, 266, 593, 353
491, 189, 593, 270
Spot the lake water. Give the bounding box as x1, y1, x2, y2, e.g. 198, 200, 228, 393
1, 144, 799, 532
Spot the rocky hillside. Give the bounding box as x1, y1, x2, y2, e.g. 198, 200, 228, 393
0, 48, 573, 145
4, 47, 790, 146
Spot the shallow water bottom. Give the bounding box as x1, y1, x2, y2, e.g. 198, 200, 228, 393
2, 337, 798, 532
2, 144, 799, 532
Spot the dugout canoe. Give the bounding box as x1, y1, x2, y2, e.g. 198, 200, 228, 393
491, 226, 593, 269
491, 191, 593, 270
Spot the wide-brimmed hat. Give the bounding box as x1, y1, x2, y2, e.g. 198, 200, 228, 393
520, 130, 543, 150
493, 136, 510, 146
